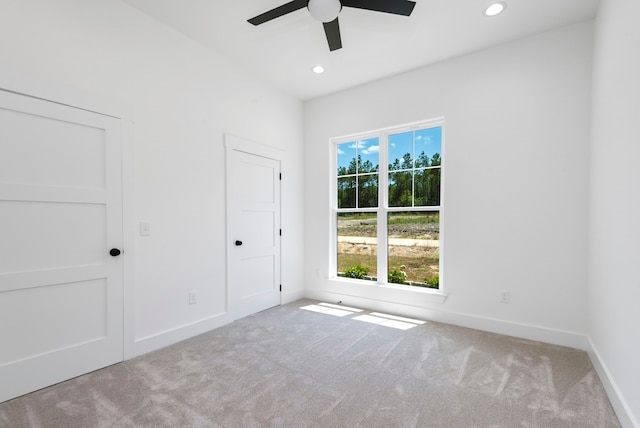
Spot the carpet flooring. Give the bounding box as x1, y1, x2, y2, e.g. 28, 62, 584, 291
0, 299, 621, 427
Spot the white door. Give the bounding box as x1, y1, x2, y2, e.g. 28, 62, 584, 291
227, 149, 281, 320
0, 90, 124, 403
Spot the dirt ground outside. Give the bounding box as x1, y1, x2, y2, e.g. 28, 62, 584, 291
337, 216, 439, 240
337, 241, 439, 284
336, 212, 440, 287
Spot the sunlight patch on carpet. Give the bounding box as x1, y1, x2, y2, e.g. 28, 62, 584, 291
353, 314, 419, 330
370, 312, 425, 325
318, 302, 363, 312
300, 303, 425, 330
301, 304, 358, 317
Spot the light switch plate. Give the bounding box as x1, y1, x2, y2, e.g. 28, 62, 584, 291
140, 222, 151, 236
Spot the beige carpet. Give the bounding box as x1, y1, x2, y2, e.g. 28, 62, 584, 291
0, 299, 621, 427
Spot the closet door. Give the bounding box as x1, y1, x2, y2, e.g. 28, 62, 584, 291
0, 90, 124, 402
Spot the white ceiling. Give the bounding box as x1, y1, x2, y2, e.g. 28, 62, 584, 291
123, 0, 600, 100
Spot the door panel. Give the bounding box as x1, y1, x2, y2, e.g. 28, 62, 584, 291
227, 149, 281, 320
240, 162, 275, 204
0, 98, 106, 189
0, 90, 123, 403
0, 201, 107, 272
236, 255, 277, 298
239, 211, 275, 248
0, 279, 108, 365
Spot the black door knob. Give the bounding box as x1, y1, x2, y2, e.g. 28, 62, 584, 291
235, 240, 243, 246
110, 248, 121, 257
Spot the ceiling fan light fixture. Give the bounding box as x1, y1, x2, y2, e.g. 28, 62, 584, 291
484, 2, 506, 17
307, 0, 342, 23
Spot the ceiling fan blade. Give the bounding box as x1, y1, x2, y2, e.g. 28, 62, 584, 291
341, 0, 416, 16
248, 0, 308, 25
323, 18, 342, 51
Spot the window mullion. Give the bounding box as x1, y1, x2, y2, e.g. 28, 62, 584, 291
355, 174, 359, 208
377, 132, 389, 284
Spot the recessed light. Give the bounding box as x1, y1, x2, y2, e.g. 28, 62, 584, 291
312, 65, 325, 74
484, 2, 506, 17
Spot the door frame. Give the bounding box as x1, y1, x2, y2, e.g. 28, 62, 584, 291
0, 70, 135, 360
224, 133, 283, 319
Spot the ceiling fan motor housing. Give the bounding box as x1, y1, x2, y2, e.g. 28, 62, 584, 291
307, 0, 343, 22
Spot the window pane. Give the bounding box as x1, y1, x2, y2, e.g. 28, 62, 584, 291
387, 211, 439, 289
358, 138, 379, 173
337, 213, 377, 281
337, 176, 356, 208
337, 141, 357, 175
358, 174, 378, 208
388, 171, 412, 207
388, 132, 413, 171
414, 127, 442, 168
414, 168, 441, 207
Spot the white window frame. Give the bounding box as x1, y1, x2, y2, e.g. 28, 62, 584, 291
330, 117, 445, 291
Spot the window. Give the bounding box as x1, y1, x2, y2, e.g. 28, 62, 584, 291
333, 119, 443, 290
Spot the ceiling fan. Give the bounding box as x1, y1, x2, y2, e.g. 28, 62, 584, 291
248, 0, 417, 51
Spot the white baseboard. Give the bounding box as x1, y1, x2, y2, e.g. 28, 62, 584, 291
587, 338, 639, 428
305, 289, 587, 350
132, 291, 305, 358
282, 289, 306, 305
133, 312, 231, 357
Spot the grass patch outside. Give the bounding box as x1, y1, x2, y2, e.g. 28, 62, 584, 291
337, 250, 439, 287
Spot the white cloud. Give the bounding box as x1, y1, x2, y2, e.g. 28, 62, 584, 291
337, 148, 344, 155
361, 145, 379, 155
417, 136, 432, 146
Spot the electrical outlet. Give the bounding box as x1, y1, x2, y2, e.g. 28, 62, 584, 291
500, 290, 510, 303
188, 290, 197, 305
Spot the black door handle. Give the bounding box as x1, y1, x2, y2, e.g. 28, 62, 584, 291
235, 240, 243, 246
110, 248, 121, 257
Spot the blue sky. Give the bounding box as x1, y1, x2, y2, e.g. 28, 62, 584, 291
415, 127, 442, 161
389, 127, 442, 169
338, 127, 441, 174
389, 132, 413, 169
337, 137, 379, 174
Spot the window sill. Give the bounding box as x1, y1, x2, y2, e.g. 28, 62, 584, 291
380, 283, 448, 300
327, 277, 448, 305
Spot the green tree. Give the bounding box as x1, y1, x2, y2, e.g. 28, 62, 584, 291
414, 152, 441, 206
337, 176, 356, 208
388, 152, 413, 207
416, 150, 430, 168
338, 155, 379, 208
360, 159, 374, 174
358, 174, 378, 208
401, 152, 412, 169
348, 155, 359, 175
389, 171, 412, 207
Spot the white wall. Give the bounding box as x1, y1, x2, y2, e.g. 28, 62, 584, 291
304, 22, 594, 347
588, 0, 640, 425
0, 0, 304, 355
